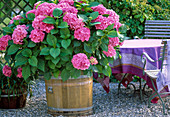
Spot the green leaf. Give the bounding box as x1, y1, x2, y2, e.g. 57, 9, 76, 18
28, 41, 36, 47
70, 68, 81, 78
99, 57, 108, 66
14, 20, 19, 25
73, 41, 81, 47
60, 28, 70, 39
48, 61, 55, 69
40, 47, 50, 55
22, 65, 31, 80
31, 67, 37, 74
89, 2, 100, 7
100, 43, 108, 51
7, 44, 20, 55
43, 17, 55, 24
90, 22, 101, 26
102, 65, 112, 77
96, 30, 105, 36
22, 49, 32, 57
96, 65, 103, 73
61, 39, 71, 49
58, 22, 69, 28
27, 13, 35, 21
50, 48, 60, 58
107, 30, 118, 38
47, 33, 57, 47
78, 14, 88, 22
53, 71, 60, 78
44, 72, 51, 80
66, 62, 74, 70
102, 14, 110, 17
28, 56, 38, 67
119, 24, 127, 34
84, 43, 92, 53
53, 8, 63, 17
38, 59, 45, 72
52, 58, 60, 65
106, 23, 114, 31
15, 54, 28, 66
61, 69, 70, 81
50, 29, 58, 34
2, 27, 13, 33
90, 11, 99, 20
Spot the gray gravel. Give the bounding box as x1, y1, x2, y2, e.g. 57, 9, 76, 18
0, 79, 169, 117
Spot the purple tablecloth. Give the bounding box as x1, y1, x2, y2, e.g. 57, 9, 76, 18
110, 39, 163, 90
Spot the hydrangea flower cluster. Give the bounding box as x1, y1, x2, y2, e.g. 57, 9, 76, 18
109, 37, 120, 47
29, 29, 45, 43
90, 56, 98, 65
2, 65, 12, 77
103, 44, 116, 57
32, 15, 54, 33
9, 15, 23, 24
17, 67, 23, 78
12, 25, 28, 44
71, 53, 90, 70
74, 27, 90, 42
0, 35, 11, 50
91, 4, 121, 30
63, 13, 85, 30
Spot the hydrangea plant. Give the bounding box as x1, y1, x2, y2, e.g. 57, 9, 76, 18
1, 0, 125, 82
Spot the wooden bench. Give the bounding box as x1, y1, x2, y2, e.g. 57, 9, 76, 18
144, 20, 170, 39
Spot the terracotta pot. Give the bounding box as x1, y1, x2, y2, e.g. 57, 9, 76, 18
0, 89, 27, 109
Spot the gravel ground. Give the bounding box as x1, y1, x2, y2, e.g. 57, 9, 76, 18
0, 79, 169, 117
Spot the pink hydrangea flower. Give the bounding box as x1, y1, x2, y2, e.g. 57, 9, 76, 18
0, 35, 11, 50
74, 27, 90, 42
71, 53, 90, 70
12, 25, 28, 44
3, 65, 12, 77
32, 15, 54, 33
90, 56, 98, 65
92, 15, 111, 30
114, 22, 122, 31
29, 29, 45, 43
91, 4, 107, 15
26, 9, 36, 18
35, 2, 58, 17
17, 67, 23, 78
103, 45, 116, 57
58, 0, 74, 5
56, 3, 78, 14
9, 15, 23, 24
109, 37, 119, 47
63, 13, 84, 30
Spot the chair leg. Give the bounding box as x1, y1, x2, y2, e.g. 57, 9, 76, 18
149, 78, 166, 114
118, 73, 127, 94
139, 78, 143, 100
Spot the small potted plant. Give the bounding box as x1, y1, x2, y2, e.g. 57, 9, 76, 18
0, 0, 125, 115
0, 40, 34, 109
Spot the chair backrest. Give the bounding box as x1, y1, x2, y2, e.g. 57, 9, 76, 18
160, 40, 168, 72
144, 20, 170, 39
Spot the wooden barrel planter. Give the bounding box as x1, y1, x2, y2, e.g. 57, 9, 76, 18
45, 75, 93, 116
0, 90, 27, 109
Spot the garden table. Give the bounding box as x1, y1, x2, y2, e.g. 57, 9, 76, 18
109, 39, 170, 102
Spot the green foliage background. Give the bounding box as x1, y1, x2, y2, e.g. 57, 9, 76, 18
89, 0, 170, 38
